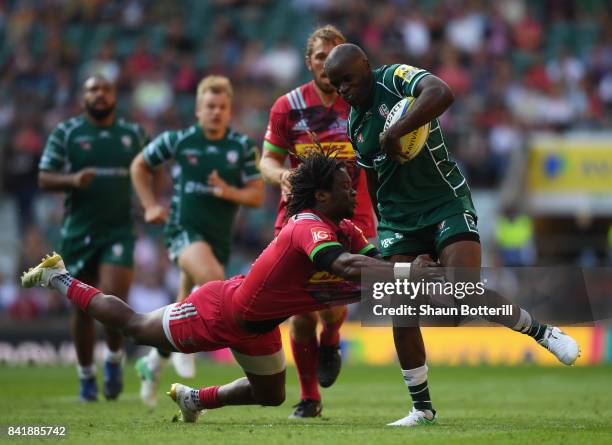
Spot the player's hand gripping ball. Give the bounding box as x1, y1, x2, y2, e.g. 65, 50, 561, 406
382, 97, 430, 163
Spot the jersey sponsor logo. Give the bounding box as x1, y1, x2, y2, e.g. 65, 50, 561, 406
294, 142, 355, 159
379, 104, 390, 119
184, 180, 215, 195
394, 64, 421, 83
311, 228, 333, 243
95, 167, 129, 177
380, 232, 404, 249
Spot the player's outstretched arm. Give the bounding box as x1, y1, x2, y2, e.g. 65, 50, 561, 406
328, 252, 438, 283
130, 152, 168, 224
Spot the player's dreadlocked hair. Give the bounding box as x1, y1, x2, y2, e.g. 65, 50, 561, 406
285, 149, 345, 219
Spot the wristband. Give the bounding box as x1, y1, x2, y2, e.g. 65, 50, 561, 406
393, 262, 412, 279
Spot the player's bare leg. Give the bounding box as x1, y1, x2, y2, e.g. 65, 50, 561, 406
22, 253, 175, 350
98, 263, 133, 400
170, 241, 225, 378
440, 241, 579, 364
71, 269, 99, 402
317, 306, 347, 387
178, 241, 224, 291
139, 242, 224, 405
386, 254, 436, 426
288, 312, 322, 418
169, 352, 286, 423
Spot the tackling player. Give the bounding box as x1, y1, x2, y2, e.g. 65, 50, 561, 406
325, 43, 581, 426
22, 152, 438, 423
260, 25, 376, 418
130, 75, 264, 404
38, 75, 148, 401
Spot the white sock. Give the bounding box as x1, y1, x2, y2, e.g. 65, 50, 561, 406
104, 347, 124, 364
512, 308, 533, 333
50, 273, 74, 295
147, 348, 168, 373
401, 364, 428, 387
77, 364, 96, 379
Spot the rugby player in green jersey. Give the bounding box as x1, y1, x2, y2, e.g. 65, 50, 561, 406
325, 44, 580, 426
130, 75, 264, 406
38, 75, 148, 402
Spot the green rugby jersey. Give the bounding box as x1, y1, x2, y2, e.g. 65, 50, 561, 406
347, 64, 475, 232
142, 125, 260, 248
39, 115, 147, 239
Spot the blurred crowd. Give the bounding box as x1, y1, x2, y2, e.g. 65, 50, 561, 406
1, 0, 611, 319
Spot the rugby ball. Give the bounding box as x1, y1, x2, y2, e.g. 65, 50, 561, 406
383, 97, 430, 163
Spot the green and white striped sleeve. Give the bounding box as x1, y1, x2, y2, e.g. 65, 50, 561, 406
387, 64, 431, 98
39, 126, 68, 172
142, 131, 177, 167
241, 136, 262, 183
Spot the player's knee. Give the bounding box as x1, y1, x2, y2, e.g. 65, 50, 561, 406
124, 314, 148, 342
320, 305, 347, 324
290, 314, 317, 339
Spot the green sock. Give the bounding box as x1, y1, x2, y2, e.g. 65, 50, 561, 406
527, 320, 547, 341
409, 381, 433, 412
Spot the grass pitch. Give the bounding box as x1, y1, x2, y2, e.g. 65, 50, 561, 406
0, 362, 611, 444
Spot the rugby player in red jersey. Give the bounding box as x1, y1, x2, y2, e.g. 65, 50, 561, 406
22, 152, 436, 423
260, 25, 376, 418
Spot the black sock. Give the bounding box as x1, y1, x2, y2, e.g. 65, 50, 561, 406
409, 381, 433, 412
157, 349, 171, 359
526, 320, 547, 341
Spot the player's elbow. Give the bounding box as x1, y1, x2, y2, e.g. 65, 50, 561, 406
437, 82, 455, 109
245, 181, 265, 207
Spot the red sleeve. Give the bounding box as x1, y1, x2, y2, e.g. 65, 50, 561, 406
291, 219, 343, 261
340, 220, 376, 255
264, 95, 291, 153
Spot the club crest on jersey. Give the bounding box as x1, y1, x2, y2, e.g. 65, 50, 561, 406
186, 154, 198, 166
379, 104, 389, 119
357, 133, 364, 143
226, 150, 239, 164
121, 135, 132, 149
112, 243, 124, 257
79, 140, 91, 150
311, 228, 332, 243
